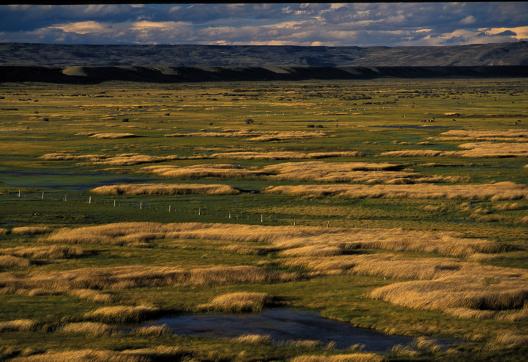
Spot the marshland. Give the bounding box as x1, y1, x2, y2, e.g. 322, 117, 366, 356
0, 78, 527, 361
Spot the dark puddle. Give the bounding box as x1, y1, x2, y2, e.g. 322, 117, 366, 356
144, 308, 413, 351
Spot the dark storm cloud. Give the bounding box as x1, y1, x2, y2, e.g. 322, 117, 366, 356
0, 3, 526, 46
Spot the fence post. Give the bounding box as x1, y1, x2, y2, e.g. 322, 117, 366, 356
139, 201, 143, 210
168, 205, 171, 213
260, 214, 263, 223
63, 194, 67, 202
228, 212, 231, 219
41, 192, 44, 200
88, 196, 92, 204
198, 207, 201, 216
18, 189, 21, 198
113, 199, 116, 207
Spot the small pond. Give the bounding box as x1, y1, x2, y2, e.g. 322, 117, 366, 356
144, 308, 413, 351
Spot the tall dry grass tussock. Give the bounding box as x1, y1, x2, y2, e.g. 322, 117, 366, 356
290, 353, 384, 362
492, 331, 528, 349
439, 129, 528, 142
0, 261, 292, 294
0, 319, 37, 332
141, 164, 266, 178
198, 292, 270, 312
275, 228, 502, 257
61, 322, 115, 336
84, 305, 160, 323
457, 142, 528, 158
142, 161, 464, 184
1, 245, 86, 260
68, 289, 113, 303
265, 182, 528, 200
89, 133, 139, 139
165, 129, 326, 141
232, 334, 271, 344
134, 324, 171, 337
0, 255, 30, 269
10, 346, 188, 362
382, 142, 528, 158
284, 252, 528, 320
90, 183, 239, 196
45, 221, 502, 257
211, 151, 361, 160
10, 225, 51, 235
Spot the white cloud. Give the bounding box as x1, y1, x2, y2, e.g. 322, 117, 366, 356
460, 15, 476, 25
49, 21, 107, 35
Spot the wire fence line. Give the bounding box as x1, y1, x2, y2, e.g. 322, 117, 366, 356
2, 189, 331, 227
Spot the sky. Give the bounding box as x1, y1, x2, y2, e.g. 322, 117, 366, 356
0, 3, 527, 46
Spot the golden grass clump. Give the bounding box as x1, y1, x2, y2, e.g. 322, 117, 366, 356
519, 216, 528, 224
90, 183, 239, 196
89, 132, 139, 139
211, 151, 361, 160
43, 222, 321, 248
10, 346, 187, 362
165, 129, 326, 141
61, 322, 115, 336
41, 152, 207, 166
84, 305, 159, 323
92, 153, 179, 166
141, 163, 266, 178
265, 182, 528, 201
40, 153, 106, 162
414, 336, 441, 353
493, 202, 525, 211
198, 292, 270, 312
0, 255, 30, 269
68, 289, 113, 303
275, 228, 501, 257
47, 221, 502, 258
0, 262, 288, 293
286, 340, 321, 348
134, 324, 171, 337
10, 349, 146, 362
142, 161, 463, 184
10, 225, 51, 235
232, 334, 272, 344
249, 131, 327, 142
390, 345, 419, 358
439, 129, 528, 142
290, 353, 384, 362
1, 245, 85, 260
0, 319, 37, 332
457, 142, 528, 158
382, 142, 528, 158
492, 331, 528, 349
381, 150, 459, 157
368, 263, 528, 319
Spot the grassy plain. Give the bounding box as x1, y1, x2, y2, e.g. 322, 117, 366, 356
0, 78, 527, 361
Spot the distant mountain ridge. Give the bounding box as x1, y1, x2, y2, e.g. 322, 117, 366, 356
1, 42, 527, 67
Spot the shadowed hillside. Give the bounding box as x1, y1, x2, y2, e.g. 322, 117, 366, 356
0, 42, 527, 83
1, 42, 527, 67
